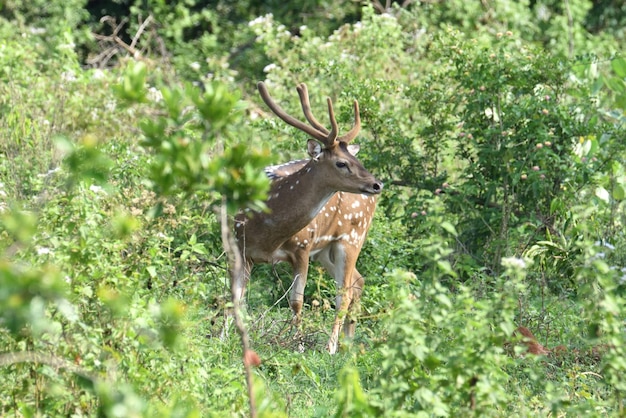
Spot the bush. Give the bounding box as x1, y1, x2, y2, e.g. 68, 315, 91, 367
1, 2, 625, 417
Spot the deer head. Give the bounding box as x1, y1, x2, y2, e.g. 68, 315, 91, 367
257, 82, 383, 197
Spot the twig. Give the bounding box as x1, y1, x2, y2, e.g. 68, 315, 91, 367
220, 199, 257, 418
86, 47, 119, 67
371, 0, 415, 14
564, 0, 575, 59
253, 272, 297, 326
93, 18, 141, 58
89, 15, 158, 67
578, 371, 603, 379
0, 351, 97, 382
131, 15, 154, 51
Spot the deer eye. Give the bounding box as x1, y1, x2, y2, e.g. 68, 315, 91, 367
336, 161, 347, 168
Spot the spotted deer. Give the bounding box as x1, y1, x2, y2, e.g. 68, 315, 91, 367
234, 82, 382, 354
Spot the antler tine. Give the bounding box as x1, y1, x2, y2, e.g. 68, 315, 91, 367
326, 97, 339, 145
337, 100, 361, 143
296, 83, 330, 135
257, 82, 328, 143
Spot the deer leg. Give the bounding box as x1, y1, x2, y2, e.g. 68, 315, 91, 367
222, 258, 252, 340
316, 243, 356, 354
343, 268, 364, 339
328, 272, 354, 354
231, 258, 252, 304
289, 250, 310, 327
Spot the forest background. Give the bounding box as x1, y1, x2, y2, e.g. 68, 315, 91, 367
1, 0, 626, 416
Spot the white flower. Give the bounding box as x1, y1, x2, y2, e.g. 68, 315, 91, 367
29, 27, 46, 35
501, 257, 526, 270
58, 42, 76, 50
38, 168, 58, 178
37, 247, 51, 255
89, 185, 106, 195
248, 14, 273, 27
61, 71, 77, 82
92, 69, 106, 80
190, 62, 201, 71
263, 63, 278, 73
147, 87, 163, 103
595, 240, 615, 250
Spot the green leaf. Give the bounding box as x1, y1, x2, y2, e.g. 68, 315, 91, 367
440, 221, 458, 237
112, 61, 148, 105
146, 266, 158, 278
592, 259, 610, 274
611, 57, 626, 78
604, 76, 626, 95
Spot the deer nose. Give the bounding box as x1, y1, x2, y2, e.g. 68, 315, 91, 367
372, 181, 383, 193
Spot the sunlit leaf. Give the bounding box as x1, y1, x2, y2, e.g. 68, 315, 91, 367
611, 57, 626, 78
612, 184, 625, 201
595, 187, 610, 203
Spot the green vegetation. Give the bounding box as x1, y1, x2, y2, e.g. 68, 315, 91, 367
1, 0, 625, 416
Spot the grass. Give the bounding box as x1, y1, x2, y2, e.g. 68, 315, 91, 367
1, 35, 625, 418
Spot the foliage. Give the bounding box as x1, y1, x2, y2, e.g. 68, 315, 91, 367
0, 24, 271, 416
420, 29, 607, 274
1, 1, 625, 417
114, 60, 271, 212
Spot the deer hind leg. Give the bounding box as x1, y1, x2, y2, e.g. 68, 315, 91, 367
343, 268, 364, 339
315, 243, 357, 354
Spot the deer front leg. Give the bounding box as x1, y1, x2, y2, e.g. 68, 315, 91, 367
221, 257, 252, 340
231, 258, 252, 304
289, 250, 311, 327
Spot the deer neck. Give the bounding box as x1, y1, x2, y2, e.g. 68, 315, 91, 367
240, 159, 336, 259
266, 160, 335, 235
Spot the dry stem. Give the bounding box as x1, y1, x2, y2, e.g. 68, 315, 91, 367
220, 199, 257, 418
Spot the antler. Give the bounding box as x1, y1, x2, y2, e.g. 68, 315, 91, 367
339, 100, 361, 143
296, 83, 361, 144
296, 84, 330, 135
257, 82, 360, 147
257, 82, 329, 144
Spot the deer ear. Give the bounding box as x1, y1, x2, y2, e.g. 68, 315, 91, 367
346, 144, 360, 156
307, 139, 322, 158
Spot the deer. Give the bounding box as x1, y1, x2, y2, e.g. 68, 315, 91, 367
233, 82, 382, 354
